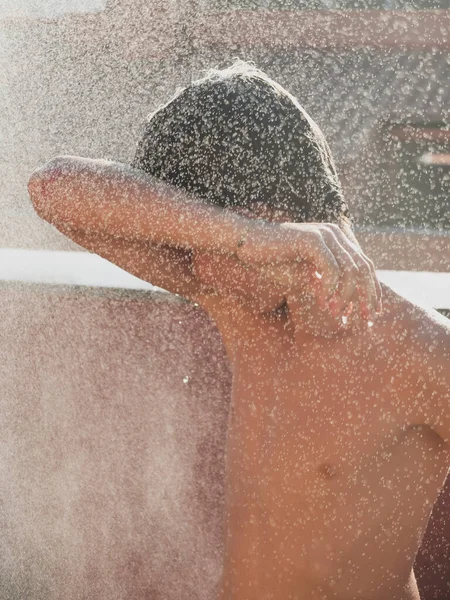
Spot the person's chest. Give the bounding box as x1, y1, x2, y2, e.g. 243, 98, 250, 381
221, 318, 449, 584
228, 336, 415, 495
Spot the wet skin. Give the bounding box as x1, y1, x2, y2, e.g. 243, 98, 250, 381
194, 275, 450, 600
184, 204, 450, 600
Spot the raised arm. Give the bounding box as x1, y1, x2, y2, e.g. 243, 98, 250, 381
28, 156, 381, 319
27, 156, 289, 308
28, 156, 253, 255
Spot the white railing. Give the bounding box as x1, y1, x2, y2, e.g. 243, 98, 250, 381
0, 248, 448, 311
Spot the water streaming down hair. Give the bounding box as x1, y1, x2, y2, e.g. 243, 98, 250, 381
132, 60, 352, 229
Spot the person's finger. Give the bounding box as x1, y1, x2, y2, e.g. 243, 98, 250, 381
321, 229, 359, 316
350, 254, 379, 320
343, 251, 376, 320
357, 263, 376, 321
326, 225, 380, 320
292, 230, 341, 308
369, 258, 383, 313
360, 256, 382, 318
343, 301, 354, 318
336, 223, 382, 313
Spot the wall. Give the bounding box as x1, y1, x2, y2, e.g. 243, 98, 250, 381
0, 283, 231, 599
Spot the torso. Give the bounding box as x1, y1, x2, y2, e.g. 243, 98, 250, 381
199, 285, 450, 600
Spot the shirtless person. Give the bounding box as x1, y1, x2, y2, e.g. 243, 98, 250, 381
28, 62, 450, 600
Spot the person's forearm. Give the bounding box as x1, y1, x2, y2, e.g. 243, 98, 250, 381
28, 156, 270, 256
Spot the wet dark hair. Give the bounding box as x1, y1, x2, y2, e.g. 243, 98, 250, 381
132, 60, 352, 228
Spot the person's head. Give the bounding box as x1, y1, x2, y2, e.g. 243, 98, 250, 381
132, 59, 352, 229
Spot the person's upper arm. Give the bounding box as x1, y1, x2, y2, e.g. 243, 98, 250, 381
427, 335, 450, 447
412, 317, 450, 447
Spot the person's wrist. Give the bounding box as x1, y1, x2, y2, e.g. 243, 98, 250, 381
234, 217, 278, 264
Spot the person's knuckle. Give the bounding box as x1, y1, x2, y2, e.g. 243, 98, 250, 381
343, 257, 357, 273
311, 231, 322, 251
301, 228, 322, 244
358, 255, 373, 271
322, 224, 336, 238
355, 259, 369, 277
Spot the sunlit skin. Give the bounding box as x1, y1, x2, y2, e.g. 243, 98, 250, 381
195, 210, 450, 600
28, 157, 450, 600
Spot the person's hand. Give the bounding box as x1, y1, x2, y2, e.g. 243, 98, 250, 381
235, 222, 382, 322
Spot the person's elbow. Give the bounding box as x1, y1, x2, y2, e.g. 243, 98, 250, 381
28, 156, 73, 223
28, 170, 48, 218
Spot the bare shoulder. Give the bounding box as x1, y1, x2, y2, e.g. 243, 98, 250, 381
379, 285, 450, 444
412, 311, 450, 445
378, 284, 449, 353
402, 300, 450, 365
409, 304, 450, 393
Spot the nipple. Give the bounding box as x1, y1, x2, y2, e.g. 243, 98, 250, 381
317, 463, 338, 479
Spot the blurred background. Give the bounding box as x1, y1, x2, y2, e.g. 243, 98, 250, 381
0, 1, 449, 599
